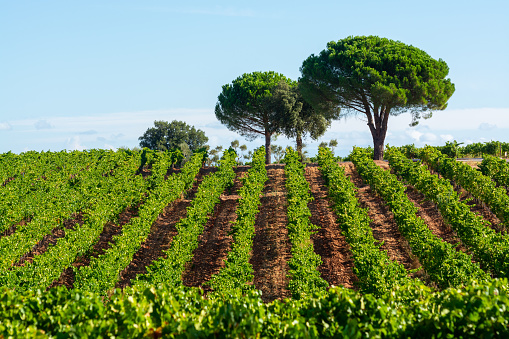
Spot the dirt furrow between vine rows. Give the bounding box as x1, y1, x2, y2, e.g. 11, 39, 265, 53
426, 166, 507, 234
182, 167, 249, 290
305, 164, 357, 289
457, 188, 507, 234
1, 177, 15, 187
250, 164, 292, 303
1, 218, 31, 239
15, 213, 84, 269
49, 207, 138, 289
388, 164, 470, 248
116, 168, 214, 288
403, 186, 467, 251
342, 163, 421, 274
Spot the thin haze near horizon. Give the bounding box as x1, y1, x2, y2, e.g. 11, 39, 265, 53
1, 0, 508, 157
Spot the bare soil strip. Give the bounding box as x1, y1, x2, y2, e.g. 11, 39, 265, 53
250, 164, 292, 303
182, 167, 249, 290
1, 224, 18, 239
403, 186, 467, 251
116, 168, 213, 289
0, 225, 15, 239
1, 177, 15, 187
1, 218, 32, 239
427, 166, 506, 234
49, 208, 137, 289
458, 189, 507, 234
342, 163, 420, 273
15, 213, 84, 268
305, 164, 357, 289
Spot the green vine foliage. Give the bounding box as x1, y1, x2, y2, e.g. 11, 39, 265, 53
207, 147, 267, 295
134, 149, 237, 288
0, 151, 152, 290
1, 280, 509, 338
283, 147, 328, 299
317, 147, 419, 296
419, 146, 509, 224
74, 151, 205, 295
387, 148, 509, 277
387, 147, 509, 278
0, 150, 138, 261
1, 148, 509, 337
350, 148, 489, 288
478, 154, 509, 190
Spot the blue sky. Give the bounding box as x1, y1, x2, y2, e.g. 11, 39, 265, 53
1, 0, 508, 157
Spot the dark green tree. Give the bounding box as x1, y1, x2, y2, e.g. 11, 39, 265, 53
138, 120, 208, 152
206, 145, 223, 166
300, 36, 455, 160
271, 81, 340, 160
215, 71, 294, 164
230, 140, 248, 164
270, 144, 285, 163
319, 139, 338, 154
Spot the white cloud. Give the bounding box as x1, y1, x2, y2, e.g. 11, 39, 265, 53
0, 122, 12, 131
404, 129, 437, 143
111, 133, 124, 139
407, 108, 509, 130
479, 122, 497, 131
104, 144, 117, 151
35, 120, 52, 130
79, 130, 98, 135
66, 136, 86, 151
440, 134, 454, 142
421, 133, 438, 142
406, 129, 423, 142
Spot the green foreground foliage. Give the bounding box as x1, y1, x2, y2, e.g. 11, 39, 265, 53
1, 280, 509, 338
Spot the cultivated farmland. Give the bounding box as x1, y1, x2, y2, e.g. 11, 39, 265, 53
0, 146, 508, 337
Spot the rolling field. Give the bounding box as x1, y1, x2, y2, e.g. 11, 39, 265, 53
1, 147, 509, 337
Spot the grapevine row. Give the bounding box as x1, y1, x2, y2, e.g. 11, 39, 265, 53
283, 147, 328, 298
478, 154, 509, 188
419, 146, 509, 224
134, 149, 237, 288
0, 151, 21, 185
1, 280, 508, 338
350, 148, 489, 288
207, 147, 267, 294
386, 147, 509, 278
0, 151, 151, 290
0, 150, 94, 232
73, 151, 204, 294
0, 150, 139, 272
317, 147, 418, 295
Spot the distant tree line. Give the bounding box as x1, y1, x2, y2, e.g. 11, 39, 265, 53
395, 141, 509, 159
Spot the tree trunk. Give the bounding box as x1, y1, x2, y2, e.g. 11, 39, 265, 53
296, 133, 303, 162
265, 132, 271, 165
365, 104, 390, 160
372, 134, 385, 160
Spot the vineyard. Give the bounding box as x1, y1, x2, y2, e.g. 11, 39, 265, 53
1, 146, 509, 337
